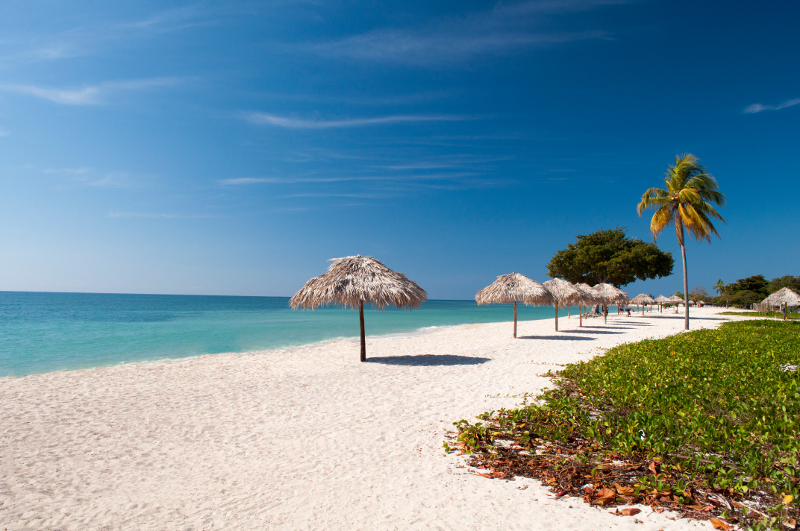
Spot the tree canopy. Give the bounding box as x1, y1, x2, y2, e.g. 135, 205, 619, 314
689, 286, 708, 301
546, 228, 674, 287
767, 275, 800, 294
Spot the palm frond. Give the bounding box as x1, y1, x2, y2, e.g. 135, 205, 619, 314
649, 204, 672, 242
637, 187, 669, 215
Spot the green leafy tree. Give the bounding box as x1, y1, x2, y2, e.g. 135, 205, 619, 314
766, 275, 800, 294
689, 286, 708, 302
726, 275, 769, 297
546, 227, 673, 286
731, 290, 763, 308
637, 154, 725, 330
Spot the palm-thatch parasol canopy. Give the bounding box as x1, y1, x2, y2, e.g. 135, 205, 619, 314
666, 295, 684, 313
575, 283, 601, 327
289, 255, 427, 362
592, 283, 629, 323
655, 294, 669, 313
476, 273, 553, 338
631, 293, 656, 305
592, 283, 629, 304
543, 278, 581, 332
763, 287, 800, 308
630, 293, 656, 314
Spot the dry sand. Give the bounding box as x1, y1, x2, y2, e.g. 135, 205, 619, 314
1, 307, 742, 530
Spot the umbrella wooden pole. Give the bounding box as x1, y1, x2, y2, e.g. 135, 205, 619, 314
579, 304, 582, 327
603, 305, 607, 324
555, 302, 559, 331
359, 299, 366, 362
513, 301, 518, 338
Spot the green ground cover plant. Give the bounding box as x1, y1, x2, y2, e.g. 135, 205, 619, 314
450, 321, 800, 529
719, 311, 800, 320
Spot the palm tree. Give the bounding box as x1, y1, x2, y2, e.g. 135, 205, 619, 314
713, 279, 725, 296
637, 154, 726, 330
713, 279, 727, 308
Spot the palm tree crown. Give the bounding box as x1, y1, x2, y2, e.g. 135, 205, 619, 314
637, 154, 726, 330
637, 154, 726, 245
713, 279, 725, 296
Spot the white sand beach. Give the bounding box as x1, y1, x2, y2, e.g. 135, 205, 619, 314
1, 307, 744, 530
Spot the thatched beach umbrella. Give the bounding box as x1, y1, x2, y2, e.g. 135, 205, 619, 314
667, 295, 684, 313
592, 283, 630, 323
476, 273, 553, 338
576, 283, 600, 327
762, 287, 800, 320
543, 278, 581, 332
289, 255, 427, 362
655, 294, 669, 313
630, 293, 656, 314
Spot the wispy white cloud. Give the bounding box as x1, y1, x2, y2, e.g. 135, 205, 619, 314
42, 167, 94, 175
0, 77, 184, 105
744, 98, 800, 114
1, 6, 212, 65
108, 211, 212, 219
245, 112, 472, 129
218, 172, 480, 186
308, 0, 625, 64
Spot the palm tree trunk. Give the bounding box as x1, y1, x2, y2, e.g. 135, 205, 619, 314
359, 299, 366, 362
513, 301, 517, 338
680, 242, 689, 330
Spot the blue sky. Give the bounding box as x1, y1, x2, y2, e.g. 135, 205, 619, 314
1, 0, 798, 300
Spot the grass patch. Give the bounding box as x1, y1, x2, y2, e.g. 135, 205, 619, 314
449, 320, 800, 529
720, 311, 800, 320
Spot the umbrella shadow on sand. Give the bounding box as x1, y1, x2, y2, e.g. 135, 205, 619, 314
568, 329, 625, 335
517, 335, 595, 341
366, 354, 490, 366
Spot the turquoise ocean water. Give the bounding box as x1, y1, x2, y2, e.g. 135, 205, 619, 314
0, 292, 583, 377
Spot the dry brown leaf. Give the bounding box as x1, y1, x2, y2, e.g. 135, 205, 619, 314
648, 462, 658, 474
710, 518, 731, 530
620, 508, 641, 516
594, 487, 616, 505
614, 483, 635, 495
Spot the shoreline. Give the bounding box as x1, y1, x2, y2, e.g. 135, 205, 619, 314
1, 307, 746, 530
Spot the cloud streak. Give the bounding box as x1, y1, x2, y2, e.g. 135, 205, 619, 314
744, 98, 800, 114
0, 77, 184, 105
245, 112, 473, 129
307, 0, 625, 65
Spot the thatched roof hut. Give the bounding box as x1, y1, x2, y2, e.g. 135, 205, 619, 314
476, 273, 553, 338
762, 287, 800, 308
655, 295, 669, 303
289, 255, 427, 362
543, 278, 581, 332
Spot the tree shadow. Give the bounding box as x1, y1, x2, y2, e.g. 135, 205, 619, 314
366, 354, 490, 366
517, 335, 595, 341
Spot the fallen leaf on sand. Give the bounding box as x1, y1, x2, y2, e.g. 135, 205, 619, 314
593, 487, 616, 505
614, 483, 635, 495
648, 462, 658, 474
611, 508, 641, 516
710, 518, 731, 530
